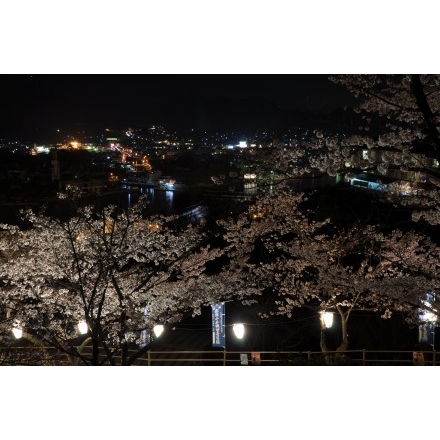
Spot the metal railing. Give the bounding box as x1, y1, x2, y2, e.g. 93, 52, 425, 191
0, 346, 438, 366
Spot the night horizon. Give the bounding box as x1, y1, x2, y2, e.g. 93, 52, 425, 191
1, 74, 358, 141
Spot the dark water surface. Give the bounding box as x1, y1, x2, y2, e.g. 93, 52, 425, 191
0, 174, 337, 225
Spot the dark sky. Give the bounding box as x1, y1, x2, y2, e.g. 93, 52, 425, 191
1, 74, 357, 140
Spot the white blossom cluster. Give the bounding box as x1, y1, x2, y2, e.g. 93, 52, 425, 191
220, 75, 440, 350
219, 186, 440, 351
0, 195, 246, 365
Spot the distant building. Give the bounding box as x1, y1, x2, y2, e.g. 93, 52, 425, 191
345, 145, 440, 196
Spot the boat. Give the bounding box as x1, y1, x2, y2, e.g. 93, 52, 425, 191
155, 178, 188, 191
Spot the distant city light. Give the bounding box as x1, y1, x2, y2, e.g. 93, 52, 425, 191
35, 146, 50, 154
238, 141, 247, 148
244, 173, 257, 180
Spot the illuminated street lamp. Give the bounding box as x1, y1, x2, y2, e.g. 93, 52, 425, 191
11, 318, 23, 339
320, 311, 334, 329
153, 325, 164, 338
319, 311, 334, 353
232, 323, 245, 339
78, 321, 88, 335
12, 327, 23, 339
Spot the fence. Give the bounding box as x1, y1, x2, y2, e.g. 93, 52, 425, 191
0, 346, 438, 366
140, 349, 438, 366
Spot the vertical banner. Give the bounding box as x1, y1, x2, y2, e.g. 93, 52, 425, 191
419, 293, 436, 346
211, 303, 225, 347
419, 322, 434, 346
139, 307, 150, 348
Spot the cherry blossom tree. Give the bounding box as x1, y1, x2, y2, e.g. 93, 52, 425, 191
0, 195, 252, 365
228, 76, 440, 222
199, 75, 440, 357
327, 75, 440, 224
215, 75, 440, 345
219, 186, 439, 353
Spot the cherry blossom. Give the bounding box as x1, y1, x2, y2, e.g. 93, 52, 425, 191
0, 195, 243, 365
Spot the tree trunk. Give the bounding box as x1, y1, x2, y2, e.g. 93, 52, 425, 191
320, 326, 328, 353
336, 314, 349, 352
320, 308, 350, 364
91, 330, 100, 366
410, 74, 440, 158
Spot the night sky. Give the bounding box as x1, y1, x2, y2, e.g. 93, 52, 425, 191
1, 74, 357, 140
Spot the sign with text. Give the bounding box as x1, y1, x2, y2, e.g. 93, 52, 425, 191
139, 307, 150, 348
419, 322, 434, 345
211, 303, 225, 347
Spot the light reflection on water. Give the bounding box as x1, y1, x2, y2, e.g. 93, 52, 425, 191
1, 176, 336, 225
165, 190, 174, 207
123, 175, 336, 217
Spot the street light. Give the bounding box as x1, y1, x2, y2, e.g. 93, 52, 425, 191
153, 325, 164, 338
12, 327, 23, 339
320, 311, 333, 329
78, 321, 88, 335
232, 323, 245, 339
